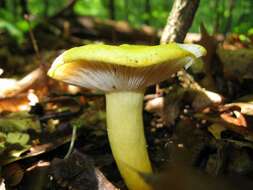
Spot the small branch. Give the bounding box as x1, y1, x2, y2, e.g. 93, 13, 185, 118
0, 67, 44, 98
52, 0, 77, 19
24, 14, 45, 69
158, 0, 200, 93
160, 0, 200, 44
39, 106, 84, 122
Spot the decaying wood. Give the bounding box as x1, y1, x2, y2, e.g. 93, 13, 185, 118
74, 16, 158, 44
36, 14, 159, 46
31, 0, 157, 45
51, 151, 118, 190
0, 67, 46, 98
145, 80, 223, 126
178, 71, 223, 110
160, 0, 200, 44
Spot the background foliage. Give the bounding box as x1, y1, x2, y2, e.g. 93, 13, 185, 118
0, 0, 252, 43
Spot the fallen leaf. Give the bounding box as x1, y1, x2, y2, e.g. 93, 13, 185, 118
220, 111, 247, 128
51, 150, 118, 190
192, 89, 223, 110
195, 113, 253, 142
224, 102, 253, 116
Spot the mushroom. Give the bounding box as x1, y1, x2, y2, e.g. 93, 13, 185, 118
47, 43, 206, 190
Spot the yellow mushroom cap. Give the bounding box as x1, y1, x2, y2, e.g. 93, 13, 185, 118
48, 43, 206, 92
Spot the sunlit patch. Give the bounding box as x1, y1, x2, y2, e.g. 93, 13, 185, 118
0, 68, 3, 76
18, 104, 30, 111
27, 89, 39, 106
67, 85, 80, 94
0, 79, 18, 98
26, 161, 50, 171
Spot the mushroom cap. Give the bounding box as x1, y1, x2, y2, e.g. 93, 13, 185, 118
48, 43, 206, 92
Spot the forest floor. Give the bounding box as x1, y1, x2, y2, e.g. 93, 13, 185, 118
0, 19, 253, 190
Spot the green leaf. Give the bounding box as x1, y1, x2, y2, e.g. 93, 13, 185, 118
6, 132, 30, 146
0, 112, 41, 133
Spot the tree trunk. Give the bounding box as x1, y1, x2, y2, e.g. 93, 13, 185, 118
20, 0, 28, 15
124, 0, 129, 21
158, 0, 200, 93
213, 0, 220, 34
44, 0, 49, 18
160, 0, 200, 44
0, 0, 6, 8
144, 0, 151, 25
220, 0, 226, 33
224, 0, 235, 34
13, 0, 19, 20
108, 0, 115, 20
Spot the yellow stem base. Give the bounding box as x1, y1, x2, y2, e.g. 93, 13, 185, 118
106, 91, 152, 190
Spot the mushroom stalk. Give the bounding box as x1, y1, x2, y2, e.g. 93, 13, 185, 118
106, 91, 152, 190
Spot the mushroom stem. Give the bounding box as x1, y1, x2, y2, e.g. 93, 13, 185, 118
106, 91, 152, 190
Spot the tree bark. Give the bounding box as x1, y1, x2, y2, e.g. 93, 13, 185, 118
224, 0, 235, 34
0, 0, 6, 8
158, 0, 201, 94
75, 16, 158, 43
20, 0, 28, 15
160, 0, 200, 44
44, 0, 49, 18
213, 0, 220, 34
144, 0, 151, 25
124, 0, 129, 21
108, 0, 115, 20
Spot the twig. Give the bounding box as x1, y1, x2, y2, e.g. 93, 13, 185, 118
52, 0, 77, 19
64, 123, 77, 159
24, 14, 45, 69
39, 106, 84, 122
23, 11, 49, 87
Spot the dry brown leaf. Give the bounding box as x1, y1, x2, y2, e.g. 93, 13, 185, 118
163, 88, 185, 125
195, 113, 253, 142
51, 151, 118, 190
178, 71, 223, 110
0, 95, 30, 113
0, 68, 46, 98
192, 89, 223, 111
220, 111, 247, 128
224, 102, 253, 116
197, 23, 219, 90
